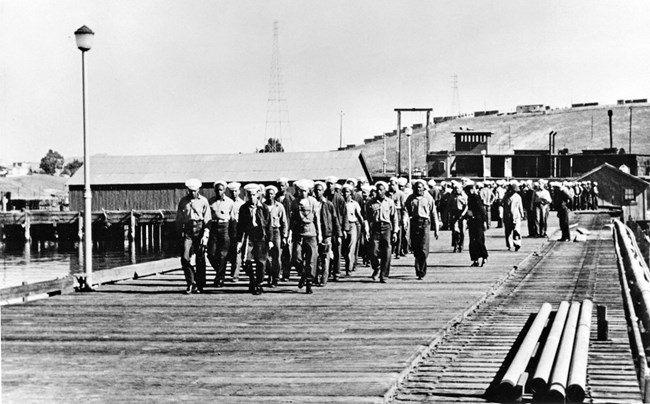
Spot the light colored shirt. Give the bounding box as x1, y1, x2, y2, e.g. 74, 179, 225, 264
406, 194, 438, 224
176, 194, 211, 224
345, 200, 362, 223
209, 195, 234, 223
366, 197, 398, 231
232, 197, 245, 221
534, 189, 552, 205
267, 201, 288, 237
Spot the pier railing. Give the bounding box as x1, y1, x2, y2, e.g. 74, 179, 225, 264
613, 219, 650, 401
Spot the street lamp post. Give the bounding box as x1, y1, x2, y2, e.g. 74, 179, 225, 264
75, 25, 95, 291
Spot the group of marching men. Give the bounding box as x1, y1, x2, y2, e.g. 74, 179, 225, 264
175, 176, 440, 295
175, 175, 579, 295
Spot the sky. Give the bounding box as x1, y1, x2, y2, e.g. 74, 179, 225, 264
1, 0, 649, 165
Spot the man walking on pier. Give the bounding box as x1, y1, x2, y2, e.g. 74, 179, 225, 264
503, 182, 524, 252
324, 176, 347, 282
313, 181, 338, 285
365, 181, 398, 283
276, 177, 294, 281
264, 185, 287, 288
207, 181, 234, 288
237, 184, 272, 295
175, 178, 211, 294
405, 180, 439, 279
290, 179, 321, 294
227, 182, 245, 282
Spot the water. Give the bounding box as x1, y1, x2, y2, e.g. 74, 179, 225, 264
0, 242, 180, 289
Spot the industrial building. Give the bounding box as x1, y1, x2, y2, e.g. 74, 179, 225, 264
426, 129, 650, 179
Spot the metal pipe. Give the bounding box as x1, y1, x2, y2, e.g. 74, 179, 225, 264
397, 112, 402, 175
383, 133, 387, 174
407, 127, 412, 183
531, 301, 570, 393
552, 131, 557, 177
567, 300, 593, 403
608, 109, 613, 149
629, 107, 633, 153
548, 131, 553, 178
548, 301, 581, 402
500, 303, 552, 391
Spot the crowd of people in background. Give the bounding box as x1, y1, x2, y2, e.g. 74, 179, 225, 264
175, 175, 594, 295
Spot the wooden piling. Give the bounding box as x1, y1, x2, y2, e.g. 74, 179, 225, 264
23, 211, 31, 243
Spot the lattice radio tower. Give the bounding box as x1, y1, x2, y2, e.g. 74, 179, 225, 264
264, 21, 292, 152
451, 74, 461, 117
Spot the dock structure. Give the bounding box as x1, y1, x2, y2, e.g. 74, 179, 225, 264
1, 212, 646, 402
0, 209, 176, 250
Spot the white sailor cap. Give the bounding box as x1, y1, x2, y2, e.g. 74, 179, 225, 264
342, 183, 354, 192
397, 177, 408, 186
496, 179, 506, 186
185, 178, 202, 191
346, 177, 358, 186
314, 181, 327, 190
277, 177, 290, 185
428, 179, 437, 187
375, 181, 388, 189
389, 176, 398, 183
243, 183, 259, 193
213, 180, 227, 189
265, 185, 278, 194
358, 176, 368, 184
334, 183, 342, 190
227, 182, 241, 191
361, 184, 372, 193
325, 176, 339, 184
295, 179, 314, 191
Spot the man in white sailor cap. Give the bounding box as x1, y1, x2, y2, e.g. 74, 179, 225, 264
207, 180, 235, 288
175, 178, 211, 294
226, 182, 245, 282
313, 181, 339, 286
365, 181, 398, 282
275, 177, 294, 281
388, 177, 408, 259
264, 184, 288, 287
324, 176, 347, 281
290, 179, 321, 294
236, 183, 272, 295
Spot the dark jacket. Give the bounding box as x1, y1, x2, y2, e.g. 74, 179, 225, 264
325, 189, 348, 236
318, 198, 340, 239
237, 201, 272, 243
276, 192, 294, 223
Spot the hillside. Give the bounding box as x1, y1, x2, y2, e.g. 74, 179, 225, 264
353, 104, 650, 174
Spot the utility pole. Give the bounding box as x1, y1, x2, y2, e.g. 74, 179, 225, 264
338, 110, 345, 149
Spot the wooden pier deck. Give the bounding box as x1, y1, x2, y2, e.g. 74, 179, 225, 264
2, 213, 639, 403
393, 212, 642, 403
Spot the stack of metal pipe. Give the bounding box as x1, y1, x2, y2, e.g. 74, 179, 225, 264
499, 300, 593, 403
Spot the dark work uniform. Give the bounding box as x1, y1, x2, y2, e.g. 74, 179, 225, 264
237, 201, 272, 294
467, 193, 489, 263
365, 196, 398, 281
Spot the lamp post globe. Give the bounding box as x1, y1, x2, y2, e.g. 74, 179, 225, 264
75, 25, 94, 291
74, 25, 95, 52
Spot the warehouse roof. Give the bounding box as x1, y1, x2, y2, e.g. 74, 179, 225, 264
0, 175, 68, 200
67, 150, 372, 186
